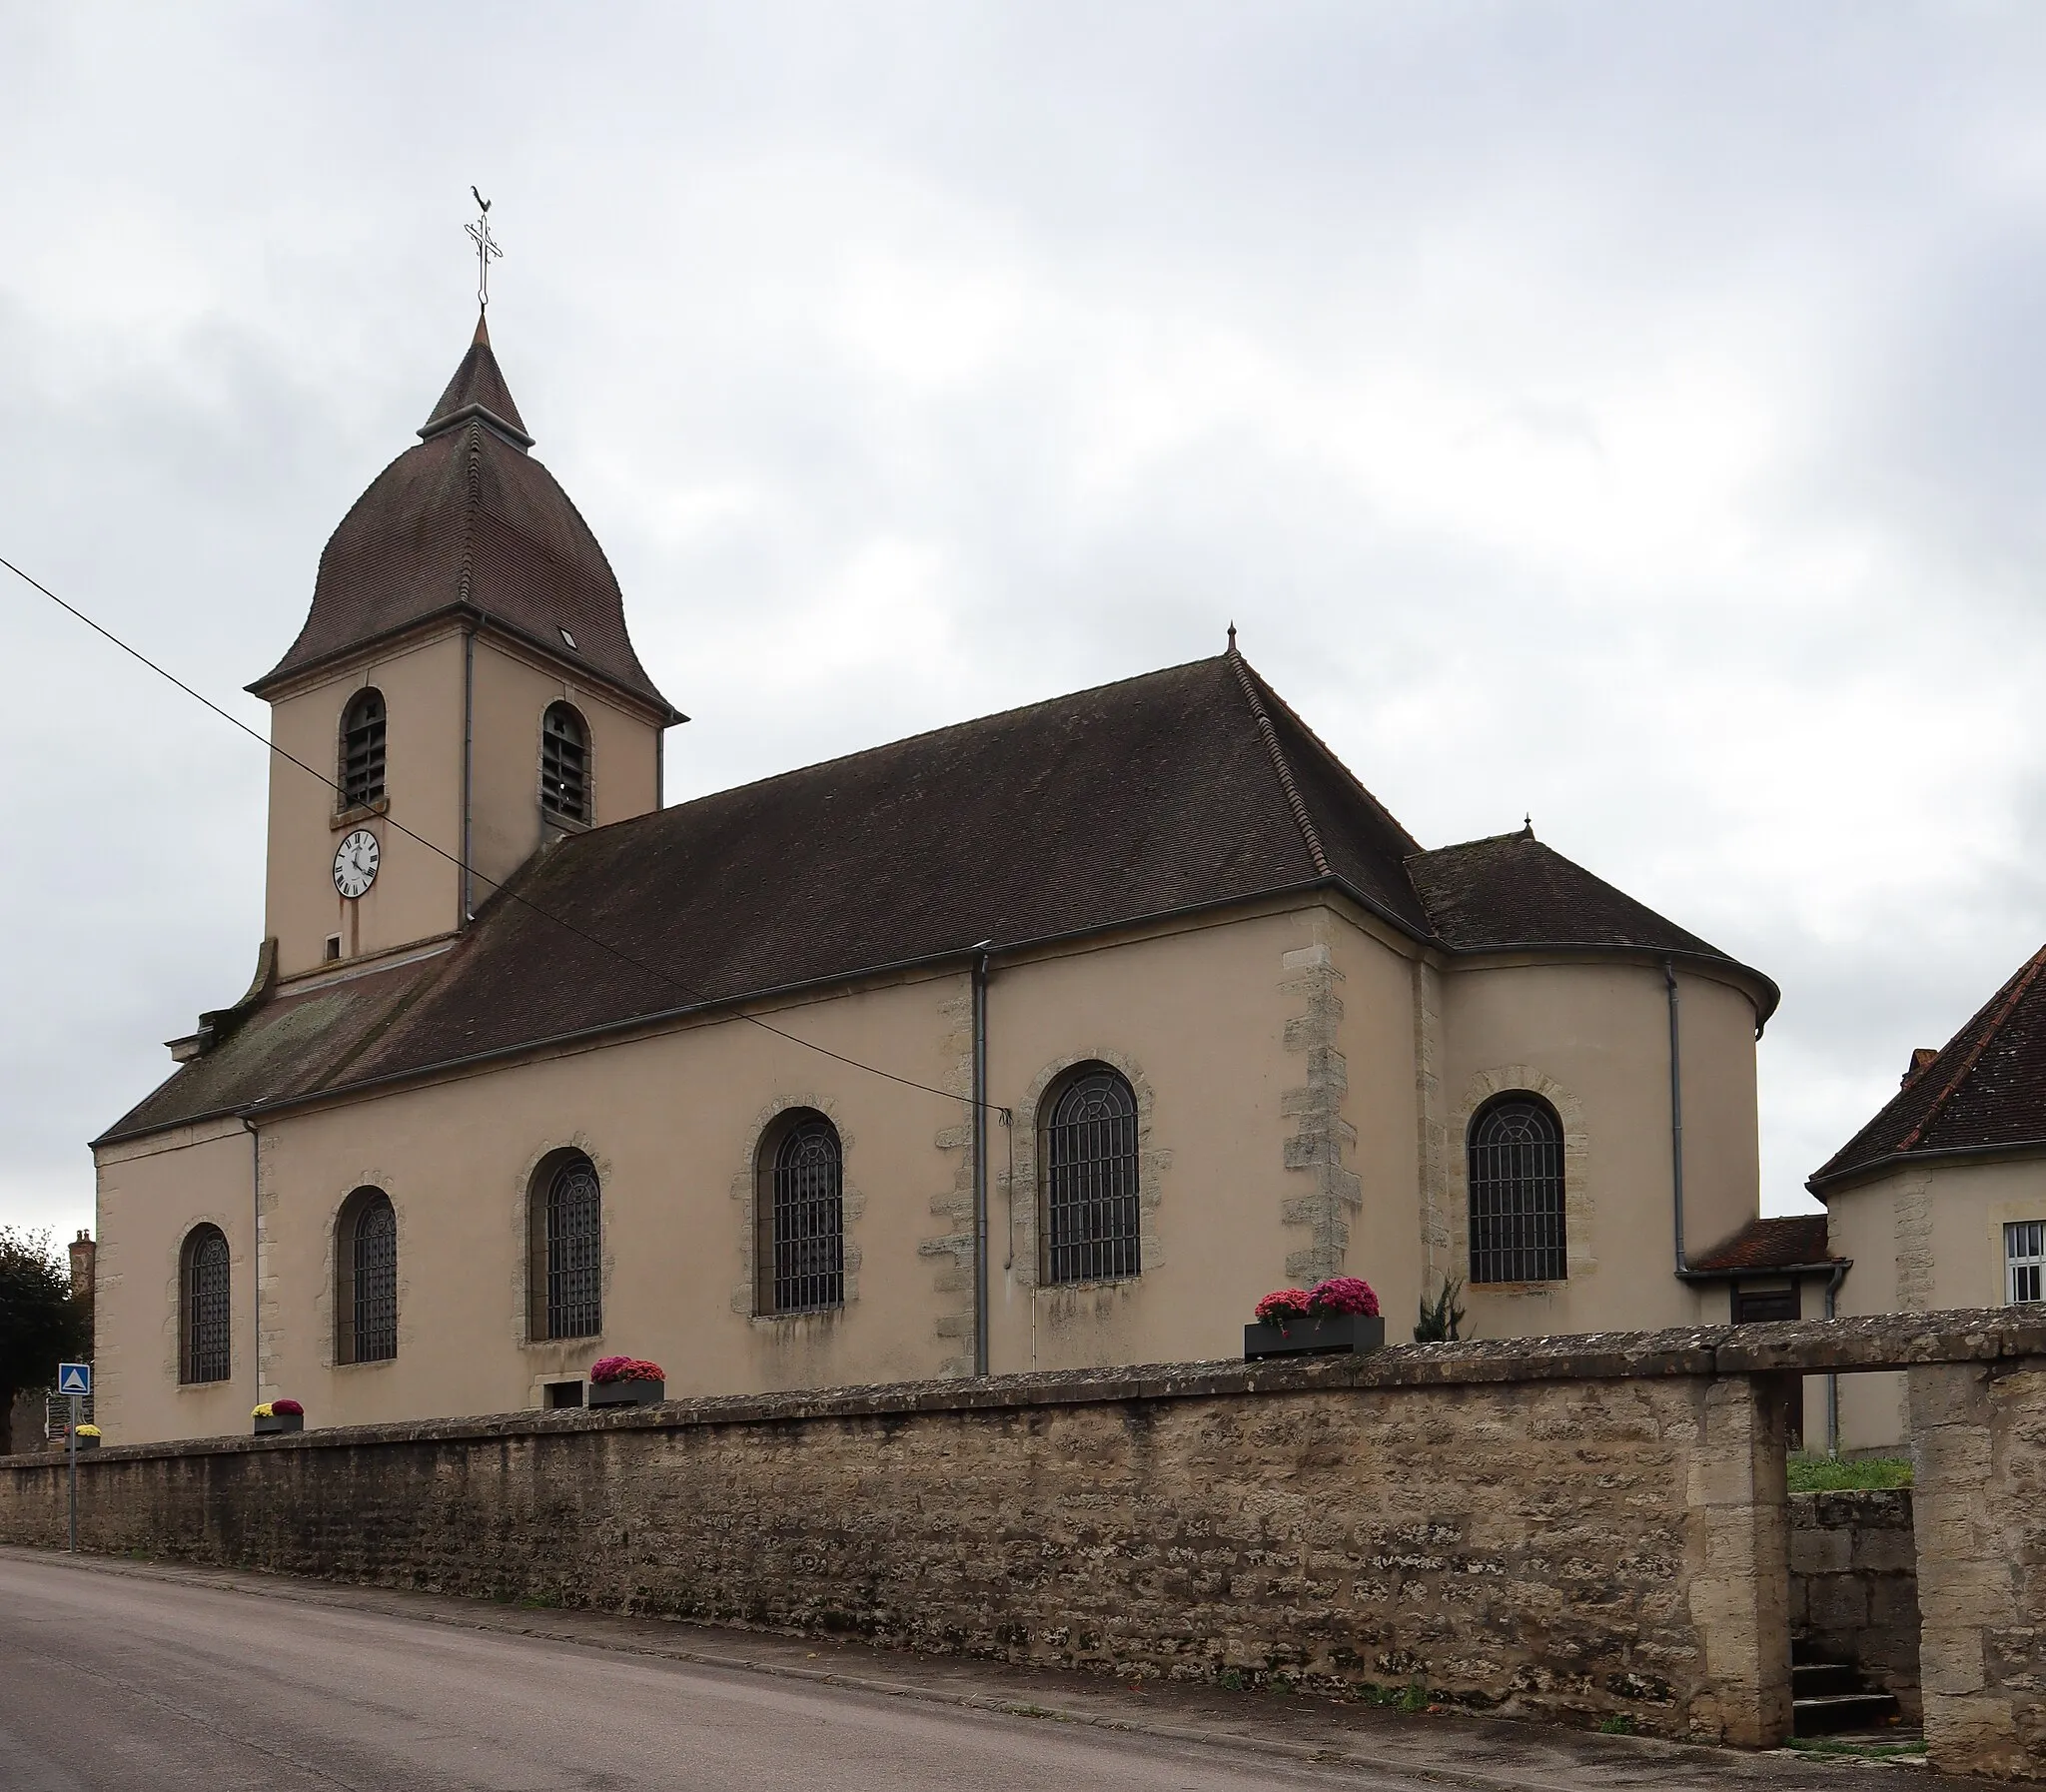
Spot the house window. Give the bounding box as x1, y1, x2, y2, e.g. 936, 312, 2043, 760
540, 702, 589, 823
757, 1112, 845, 1315
340, 688, 387, 808
180, 1224, 231, 1383
1042, 1067, 1141, 1286
2008, 1221, 2045, 1305
530, 1153, 601, 1340
1467, 1095, 1566, 1284
336, 1188, 398, 1364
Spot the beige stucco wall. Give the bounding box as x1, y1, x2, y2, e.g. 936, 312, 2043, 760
465, 634, 662, 898
1824, 1153, 2046, 1451
95, 897, 1767, 1445
264, 631, 467, 979
261, 627, 664, 986
1434, 959, 1760, 1338
93, 1119, 257, 1442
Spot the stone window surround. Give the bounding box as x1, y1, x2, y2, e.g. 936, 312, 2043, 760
317, 1176, 409, 1372
1447, 1065, 1593, 1292
167, 1214, 238, 1394
1005, 1048, 1168, 1294
731, 1094, 865, 1324
512, 1136, 611, 1353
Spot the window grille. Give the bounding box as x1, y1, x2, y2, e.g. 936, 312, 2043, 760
1468, 1097, 1566, 1284
541, 704, 588, 823
349, 1192, 398, 1362
764, 1115, 844, 1314
1044, 1069, 1141, 1285
182, 1226, 231, 1383
2008, 1221, 2045, 1305
340, 689, 386, 807
544, 1156, 601, 1339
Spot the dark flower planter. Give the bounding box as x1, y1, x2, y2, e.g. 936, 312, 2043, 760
71, 1435, 100, 1450
254, 1412, 305, 1435
1244, 1313, 1385, 1360
588, 1378, 664, 1407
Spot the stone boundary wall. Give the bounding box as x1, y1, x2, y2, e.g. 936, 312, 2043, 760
9, 1314, 2046, 1773
1788, 1489, 1919, 1720
0, 1337, 1792, 1746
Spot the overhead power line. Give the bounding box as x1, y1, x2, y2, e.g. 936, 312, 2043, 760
3, 550, 1002, 1112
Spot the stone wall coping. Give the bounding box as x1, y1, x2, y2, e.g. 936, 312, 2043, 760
14, 1308, 2041, 1474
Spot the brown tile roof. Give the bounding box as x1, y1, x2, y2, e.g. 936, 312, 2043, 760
106, 653, 1773, 1142
1407, 829, 1734, 962
1687, 1214, 1837, 1275
248, 321, 677, 719
100, 954, 446, 1142
1811, 943, 2046, 1191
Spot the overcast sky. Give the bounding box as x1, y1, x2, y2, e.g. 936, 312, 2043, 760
5, 3, 2046, 1247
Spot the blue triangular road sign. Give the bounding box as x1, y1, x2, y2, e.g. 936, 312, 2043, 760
57, 1362, 90, 1395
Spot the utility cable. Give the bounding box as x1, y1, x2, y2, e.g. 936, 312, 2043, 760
4, 550, 1005, 1112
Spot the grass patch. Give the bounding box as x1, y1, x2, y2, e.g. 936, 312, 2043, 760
1787, 1454, 1911, 1492
1782, 1737, 1924, 1759
1596, 1715, 1637, 1735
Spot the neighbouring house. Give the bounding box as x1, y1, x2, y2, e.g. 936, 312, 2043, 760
90, 311, 1782, 1444
1810, 943, 2046, 1450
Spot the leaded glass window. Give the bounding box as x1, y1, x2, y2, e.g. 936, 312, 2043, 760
760, 1114, 844, 1314
541, 703, 588, 823
181, 1225, 231, 1383
340, 1190, 398, 1363
340, 688, 386, 808
1043, 1068, 1141, 1286
542, 1155, 601, 1339
1468, 1096, 1566, 1284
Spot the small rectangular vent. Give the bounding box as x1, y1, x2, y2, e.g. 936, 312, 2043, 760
324, 935, 342, 962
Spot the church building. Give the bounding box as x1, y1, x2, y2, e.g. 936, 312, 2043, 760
91, 317, 1781, 1444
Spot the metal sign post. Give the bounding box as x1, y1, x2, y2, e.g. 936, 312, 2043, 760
57, 1362, 90, 1554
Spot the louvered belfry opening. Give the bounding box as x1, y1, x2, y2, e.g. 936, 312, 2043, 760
181, 1225, 231, 1383
1468, 1095, 1566, 1284
761, 1113, 845, 1314
540, 702, 588, 823
340, 1189, 398, 1363
1044, 1068, 1142, 1285
340, 688, 387, 807
539, 1154, 601, 1339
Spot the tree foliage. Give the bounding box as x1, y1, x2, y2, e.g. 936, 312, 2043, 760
0, 1228, 88, 1420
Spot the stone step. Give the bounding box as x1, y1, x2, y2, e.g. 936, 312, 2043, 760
1791, 1662, 1861, 1697
1793, 1691, 1901, 1737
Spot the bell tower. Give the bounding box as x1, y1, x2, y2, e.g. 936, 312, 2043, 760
248, 316, 682, 982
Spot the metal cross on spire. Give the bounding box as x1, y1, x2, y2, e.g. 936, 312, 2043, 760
467, 187, 503, 311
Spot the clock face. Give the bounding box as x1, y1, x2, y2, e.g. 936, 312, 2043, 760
333, 828, 381, 900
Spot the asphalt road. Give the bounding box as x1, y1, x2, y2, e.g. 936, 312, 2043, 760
0, 1553, 1418, 1791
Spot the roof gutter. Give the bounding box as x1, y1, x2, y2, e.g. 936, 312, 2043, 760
1677, 1257, 1851, 1284
1807, 1135, 2046, 1197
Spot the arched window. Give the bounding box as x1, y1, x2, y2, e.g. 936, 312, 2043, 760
340, 688, 387, 808
528, 1152, 601, 1340
540, 703, 589, 824
756, 1112, 844, 1315
335, 1188, 398, 1364
1467, 1095, 1566, 1284
1042, 1066, 1141, 1285
179, 1224, 231, 1384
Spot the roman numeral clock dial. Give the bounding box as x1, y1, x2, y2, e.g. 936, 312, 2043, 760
332, 828, 381, 899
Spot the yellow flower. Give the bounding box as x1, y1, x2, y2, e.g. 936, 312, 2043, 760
75, 1424, 101, 1437
252, 1403, 275, 1418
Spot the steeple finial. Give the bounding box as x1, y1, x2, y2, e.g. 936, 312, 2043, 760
1227, 620, 1238, 653
467, 188, 503, 312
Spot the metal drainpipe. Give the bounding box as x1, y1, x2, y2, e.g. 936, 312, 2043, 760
972, 950, 991, 1377
1665, 961, 1688, 1278
1824, 1261, 1849, 1456
243, 1118, 261, 1408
